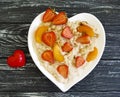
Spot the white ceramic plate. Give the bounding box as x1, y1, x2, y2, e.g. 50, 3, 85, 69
28, 12, 105, 92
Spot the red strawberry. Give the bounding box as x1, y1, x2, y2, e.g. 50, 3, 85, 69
41, 50, 54, 64
7, 50, 26, 68
75, 56, 85, 68
52, 12, 68, 25
42, 31, 56, 47
61, 26, 73, 39
62, 42, 73, 52
57, 64, 68, 78
76, 35, 90, 44
42, 8, 56, 22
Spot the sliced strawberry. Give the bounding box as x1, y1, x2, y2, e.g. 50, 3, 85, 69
62, 42, 73, 52
42, 31, 56, 47
41, 50, 54, 64
42, 8, 56, 22
52, 12, 68, 25
61, 26, 73, 39
76, 35, 90, 44
57, 64, 68, 78
75, 56, 85, 68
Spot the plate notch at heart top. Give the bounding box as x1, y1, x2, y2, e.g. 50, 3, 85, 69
28, 11, 105, 92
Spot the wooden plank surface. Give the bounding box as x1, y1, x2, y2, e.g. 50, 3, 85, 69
0, 92, 120, 97
0, 0, 120, 96
0, 59, 120, 92
0, 0, 119, 24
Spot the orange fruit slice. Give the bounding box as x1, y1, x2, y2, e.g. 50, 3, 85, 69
53, 44, 64, 62
86, 47, 98, 62
77, 24, 94, 37
35, 25, 48, 43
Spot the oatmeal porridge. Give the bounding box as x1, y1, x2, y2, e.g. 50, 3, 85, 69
33, 8, 99, 83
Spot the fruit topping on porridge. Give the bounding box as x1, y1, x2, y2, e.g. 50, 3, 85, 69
86, 47, 98, 62
53, 43, 64, 62
57, 64, 68, 79
75, 56, 85, 68
42, 31, 56, 47
62, 42, 73, 52
34, 8, 99, 82
61, 26, 73, 39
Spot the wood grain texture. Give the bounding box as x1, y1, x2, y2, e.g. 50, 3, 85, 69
0, 58, 120, 92
0, 0, 119, 25
0, 92, 120, 97
0, 0, 120, 96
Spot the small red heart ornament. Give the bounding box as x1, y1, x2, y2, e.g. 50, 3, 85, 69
7, 50, 26, 68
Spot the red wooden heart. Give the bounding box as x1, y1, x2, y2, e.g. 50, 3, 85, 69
7, 50, 26, 68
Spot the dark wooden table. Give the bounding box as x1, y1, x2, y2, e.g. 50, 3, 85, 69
0, 0, 120, 96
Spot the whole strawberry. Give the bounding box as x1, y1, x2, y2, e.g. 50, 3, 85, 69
7, 50, 26, 68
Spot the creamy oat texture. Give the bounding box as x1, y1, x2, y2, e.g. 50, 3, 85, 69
33, 21, 98, 83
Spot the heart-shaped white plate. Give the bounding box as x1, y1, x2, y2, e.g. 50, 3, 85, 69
28, 12, 105, 92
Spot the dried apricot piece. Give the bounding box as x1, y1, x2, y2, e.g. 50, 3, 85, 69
53, 44, 64, 62
77, 24, 94, 37
86, 47, 98, 62
35, 25, 48, 43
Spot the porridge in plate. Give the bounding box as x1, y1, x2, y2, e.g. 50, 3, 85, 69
33, 8, 99, 83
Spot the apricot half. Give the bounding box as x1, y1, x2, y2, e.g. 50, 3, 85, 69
35, 25, 48, 43
86, 47, 98, 62
77, 24, 94, 37
53, 44, 64, 62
